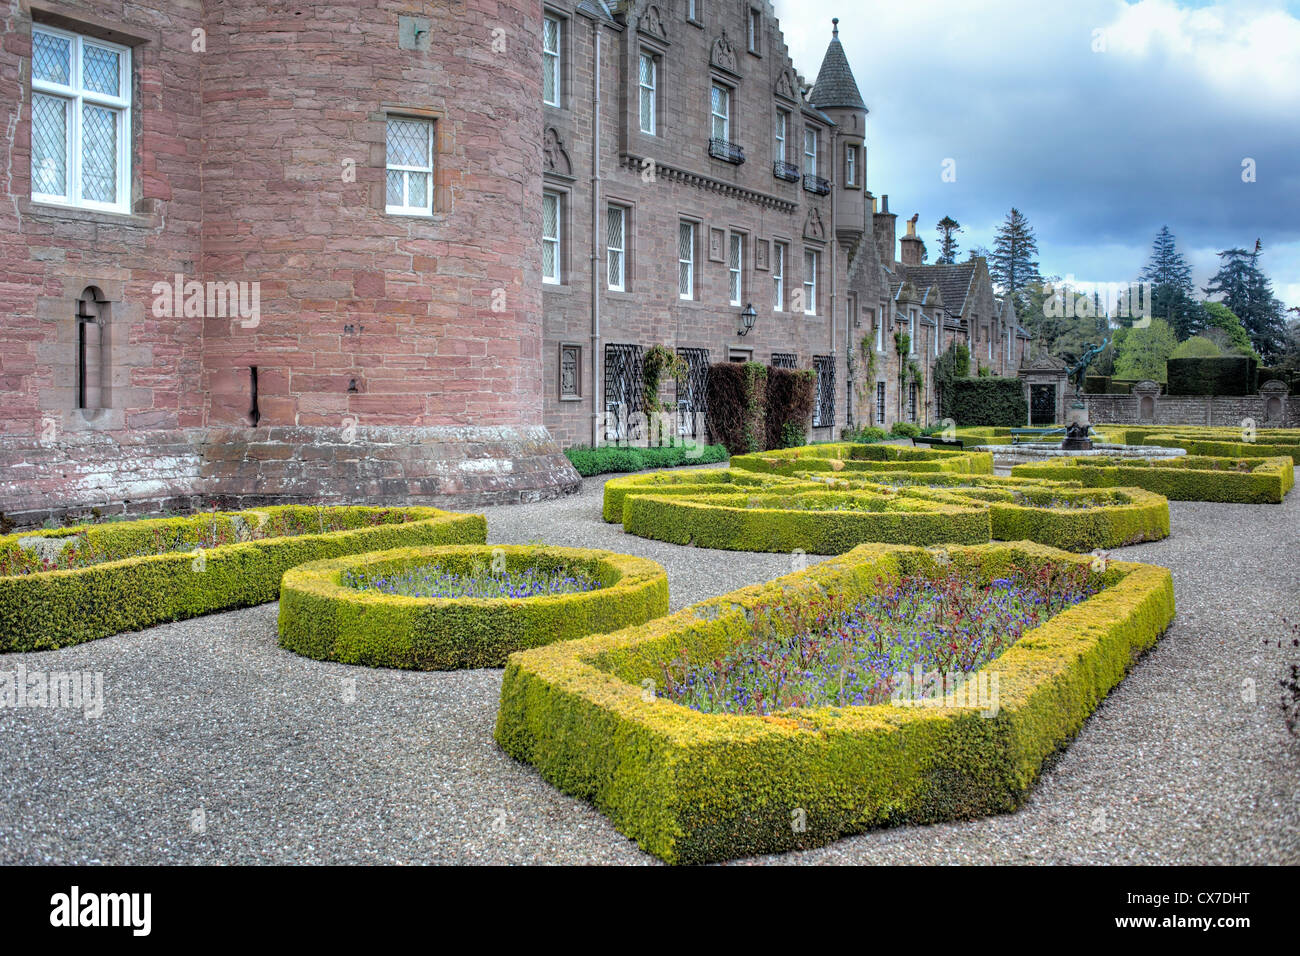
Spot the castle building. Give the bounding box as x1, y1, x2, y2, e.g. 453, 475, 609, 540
0, 1, 1030, 526
537, 2, 1030, 445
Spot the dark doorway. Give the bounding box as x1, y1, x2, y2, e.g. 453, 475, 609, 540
1030, 384, 1055, 425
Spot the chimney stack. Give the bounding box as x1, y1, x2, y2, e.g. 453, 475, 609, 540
899, 214, 924, 266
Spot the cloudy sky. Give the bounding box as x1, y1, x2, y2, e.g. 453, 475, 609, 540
776, 0, 1300, 310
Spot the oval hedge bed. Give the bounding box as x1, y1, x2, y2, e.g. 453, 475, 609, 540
278, 545, 669, 669
0, 505, 486, 652
621, 489, 991, 553
495, 540, 1176, 864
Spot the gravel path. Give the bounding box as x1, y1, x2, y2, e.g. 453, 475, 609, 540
1, 465, 1296, 865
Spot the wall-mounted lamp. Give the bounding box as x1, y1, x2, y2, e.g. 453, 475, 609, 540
738, 303, 757, 336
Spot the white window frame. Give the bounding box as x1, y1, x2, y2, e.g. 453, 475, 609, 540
711, 83, 730, 142
385, 116, 435, 216
875, 308, 884, 351
728, 232, 744, 307
845, 144, 857, 186
774, 109, 787, 164
638, 52, 656, 134
936, 321, 941, 356
606, 204, 626, 292
803, 249, 818, 316
543, 16, 562, 107
30, 25, 132, 213
909, 309, 917, 353
678, 220, 696, 300
542, 190, 562, 284
748, 8, 762, 54
772, 241, 785, 312
803, 128, 818, 176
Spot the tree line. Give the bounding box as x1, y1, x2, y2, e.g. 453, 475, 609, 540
928, 212, 1299, 379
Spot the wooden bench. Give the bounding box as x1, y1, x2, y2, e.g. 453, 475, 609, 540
910, 435, 964, 449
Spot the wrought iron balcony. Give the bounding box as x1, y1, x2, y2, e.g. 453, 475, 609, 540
773, 160, 800, 182
803, 173, 831, 195
708, 138, 746, 165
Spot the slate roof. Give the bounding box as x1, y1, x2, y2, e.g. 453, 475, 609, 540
809, 28, 866, 111
900, 262, 978, 317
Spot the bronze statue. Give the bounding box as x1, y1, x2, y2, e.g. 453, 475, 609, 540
1068, 338, 1109, 396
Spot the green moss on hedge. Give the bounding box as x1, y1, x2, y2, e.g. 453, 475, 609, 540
494, 541, 1175, 863
278, 545, 668, 669
0, 506, 486, 652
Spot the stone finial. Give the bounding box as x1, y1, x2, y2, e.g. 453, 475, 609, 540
832, 18, 839, 39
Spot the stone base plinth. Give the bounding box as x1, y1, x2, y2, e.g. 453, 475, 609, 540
0, 425, 580, 530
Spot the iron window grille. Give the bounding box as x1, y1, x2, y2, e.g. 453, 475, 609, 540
876, 381, 886, 425
812, 355, 835, 428
676, 347, 710, 439
771, 352, 798, 369
604, 343, 644, 442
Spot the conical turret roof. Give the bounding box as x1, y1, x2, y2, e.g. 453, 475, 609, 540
810, 19, 865, 111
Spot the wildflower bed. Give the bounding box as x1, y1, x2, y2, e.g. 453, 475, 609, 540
602, 469, 1170, 553
494, 540, 1175, 864
0, 505, 486, 652
278, 545, 668, 670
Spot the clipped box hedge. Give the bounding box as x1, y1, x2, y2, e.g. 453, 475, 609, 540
601, 469, 805, 523
495, 541, 1176, 864
1011, 454, 1294, 503
1140, 435, 1300, 465
607, 468, 1168, 553
0, 505, 487, 652
731, 442, 994, 477
621, 489, 991, 553
278, 545, 668, 669
900, 484, 1170, 552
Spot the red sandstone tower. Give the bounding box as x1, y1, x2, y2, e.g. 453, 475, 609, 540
0, 0, 577, 526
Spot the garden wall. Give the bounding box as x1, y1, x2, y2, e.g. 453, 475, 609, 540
1081, 388, 1296, 427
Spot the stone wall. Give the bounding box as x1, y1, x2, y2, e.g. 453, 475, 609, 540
1081, 391, 1298, 427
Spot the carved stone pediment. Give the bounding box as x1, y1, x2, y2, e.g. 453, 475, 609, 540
711, 30, 738, 74
639, 4, 668, 41
775, 69, 797, 102
543, 127, 572, 177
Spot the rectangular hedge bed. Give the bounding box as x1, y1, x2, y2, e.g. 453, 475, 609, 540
1011, 454, 1294, 503
731, 442, 994, 477
495, 541, 1176, 864
0, 505, 486, 652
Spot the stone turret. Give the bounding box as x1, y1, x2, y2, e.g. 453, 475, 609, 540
809, 19, 868, 240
